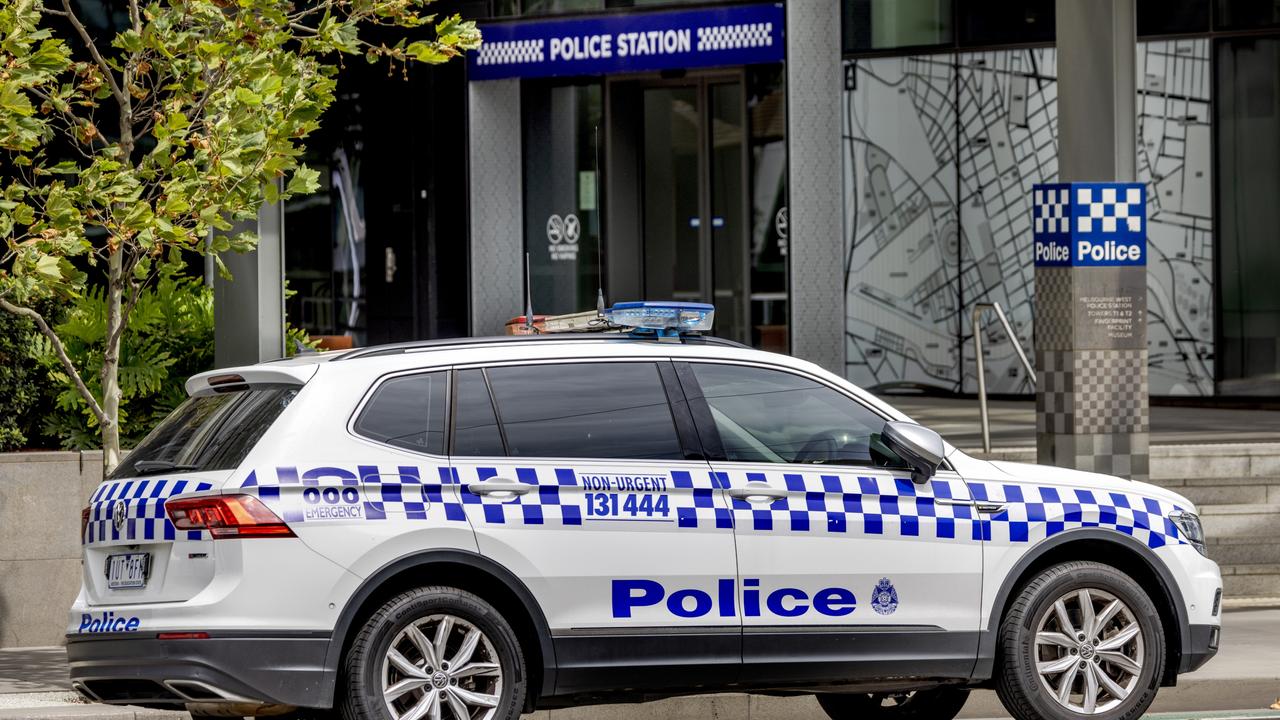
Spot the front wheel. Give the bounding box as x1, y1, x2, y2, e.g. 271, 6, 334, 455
995, 561, 1165, 720
339, 586, 526, 720
817, 687, 970, 720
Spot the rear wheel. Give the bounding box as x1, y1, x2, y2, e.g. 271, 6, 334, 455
817, 687, 970, 720
339, 586, 526, 720
995, 561, 1165, 720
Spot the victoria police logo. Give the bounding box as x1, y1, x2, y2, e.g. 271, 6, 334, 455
871, 577, 898, 616
111, 500, 128, 533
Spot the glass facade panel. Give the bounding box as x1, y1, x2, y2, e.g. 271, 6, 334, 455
843, 0, 954, 52
957, 0, 1054, 47
522, 81, 604, 316
1216, 37, 1280, 394
1215, 0, 1280, 30
747, 65, 789, 352
1137, 0, 1210, 35
842, 40, 1215, 397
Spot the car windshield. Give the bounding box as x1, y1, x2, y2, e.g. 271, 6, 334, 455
109, 386, 297, 480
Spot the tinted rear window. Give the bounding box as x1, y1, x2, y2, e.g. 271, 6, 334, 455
485, 362, 684, 460
353, 372, 448, 454
110, 387, 297, 479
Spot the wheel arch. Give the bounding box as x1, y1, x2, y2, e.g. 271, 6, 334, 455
974, 529, 1188, 688
320, 549, 557, 709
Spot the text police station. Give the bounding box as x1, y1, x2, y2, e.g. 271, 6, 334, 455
550, 29, 693, 61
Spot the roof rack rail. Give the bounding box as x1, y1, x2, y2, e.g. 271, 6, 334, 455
334, 332, 751, 361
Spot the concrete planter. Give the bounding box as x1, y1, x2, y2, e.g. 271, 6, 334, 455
0, 451, 102, 648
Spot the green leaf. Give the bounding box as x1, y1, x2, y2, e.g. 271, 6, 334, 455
285, 165, 319, 196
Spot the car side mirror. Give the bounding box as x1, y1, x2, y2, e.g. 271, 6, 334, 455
881, 421, 945, 485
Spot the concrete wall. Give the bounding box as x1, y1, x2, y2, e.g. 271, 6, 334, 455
0, 451, 101, 648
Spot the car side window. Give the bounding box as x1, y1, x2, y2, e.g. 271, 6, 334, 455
689, 363, 904, 468
353, 372, 447, 454
484, 362, 685, 460
452, 369, 507, 457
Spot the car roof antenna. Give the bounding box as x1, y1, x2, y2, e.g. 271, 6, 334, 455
523, 251, 537, 334
594, 124, 607, 318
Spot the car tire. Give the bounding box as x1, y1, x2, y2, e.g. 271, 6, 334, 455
817, 687, 970, 720
339, 586, 526, 720
995, 561, 1165, 720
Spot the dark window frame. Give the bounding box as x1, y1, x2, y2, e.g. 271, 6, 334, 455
451, 358, 702, 461
349, 369, 452, 457
675, 359, 920, 470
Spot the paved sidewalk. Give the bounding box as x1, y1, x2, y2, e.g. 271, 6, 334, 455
3, 610, 1277, 719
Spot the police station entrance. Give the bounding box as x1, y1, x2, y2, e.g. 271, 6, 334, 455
602, 74, 750, 344
487, 4, 789, 349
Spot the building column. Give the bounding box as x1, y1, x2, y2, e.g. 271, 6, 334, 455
468, 79, 524, 336
214, 198, 285, 369
786, 0, 844, 375
1036, 0, 1149, 481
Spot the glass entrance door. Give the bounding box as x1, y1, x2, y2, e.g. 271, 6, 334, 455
640, 78, 749, 344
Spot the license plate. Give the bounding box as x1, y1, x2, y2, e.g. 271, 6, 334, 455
106, 553, 150, 590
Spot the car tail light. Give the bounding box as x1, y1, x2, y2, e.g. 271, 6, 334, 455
157, 632, 209, 640
81, 506, 91, 543
165, 495, 294, 539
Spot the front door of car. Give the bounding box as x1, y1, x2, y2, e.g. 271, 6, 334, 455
447, 360, 740, 694
674, 361, 984, 684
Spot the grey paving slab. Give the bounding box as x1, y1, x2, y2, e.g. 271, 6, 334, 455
0, 647, 69, 694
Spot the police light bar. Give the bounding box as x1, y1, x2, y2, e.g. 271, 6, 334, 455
603, 301, 715, 333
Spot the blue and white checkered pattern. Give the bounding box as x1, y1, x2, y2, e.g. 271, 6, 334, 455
696, 22, 774, 52
85, 478, 214, 545
1076, 186, 1143, 234
1033, 187, 1071, 235
475, 39, 545, 67
238, 463, 1187, 550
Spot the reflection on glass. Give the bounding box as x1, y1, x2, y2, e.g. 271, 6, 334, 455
747, 65, 788, 352
643, 86, 703, 304
844, 0, 953, 52
523, 81, 603, 316
1215, 37, 1280, 395
710, 82, 747, 343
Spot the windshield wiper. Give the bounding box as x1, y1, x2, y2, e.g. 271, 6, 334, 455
130, 460, 200, 476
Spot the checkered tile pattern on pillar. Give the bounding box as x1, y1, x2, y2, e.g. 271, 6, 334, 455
1075, 186, 1144, 234
1034, 267, 1074, 351
1072, 349, 1149, 434
1035, 349, 1073, 434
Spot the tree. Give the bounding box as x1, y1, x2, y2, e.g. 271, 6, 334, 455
0, 0, 479, 471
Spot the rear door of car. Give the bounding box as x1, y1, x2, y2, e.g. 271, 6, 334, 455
447, 358, 740, 694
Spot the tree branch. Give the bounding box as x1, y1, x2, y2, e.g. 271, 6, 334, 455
0, 297, 112, 429
60, 0, 128, 110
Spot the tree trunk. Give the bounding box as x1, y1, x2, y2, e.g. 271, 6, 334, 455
101, 249, 124, 474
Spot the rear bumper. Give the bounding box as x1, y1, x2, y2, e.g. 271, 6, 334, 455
1179, 623, 1221, 674
66, 632, 334, 708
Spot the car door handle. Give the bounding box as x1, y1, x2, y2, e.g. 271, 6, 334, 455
936, 498, 1005, 514
727, 483, 787, 504
467, 479, 534, 499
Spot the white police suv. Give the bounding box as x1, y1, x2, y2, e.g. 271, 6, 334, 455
69, 302, 1220, 720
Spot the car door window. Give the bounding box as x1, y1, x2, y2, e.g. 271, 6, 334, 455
485, 362, 685, 460
688, 363, 903, 467
353, 372, 447, 454
452, 369, 507, 456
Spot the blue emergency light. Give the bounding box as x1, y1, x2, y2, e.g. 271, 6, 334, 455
603, 301, 715, 335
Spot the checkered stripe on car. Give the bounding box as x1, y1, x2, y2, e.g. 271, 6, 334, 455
85, 478, 214, 545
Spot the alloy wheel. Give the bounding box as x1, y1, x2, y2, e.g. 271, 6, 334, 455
1033, 588, 1144, 714
381, 614, 503, 720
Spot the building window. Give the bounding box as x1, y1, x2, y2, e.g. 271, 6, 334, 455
843, 0, 954, 52
522, 80, 604, 317
1137, 0, 1209, 35
1215, 37, 1280, 395
1215, 0, 1280, 30
956, 0, 1054, 47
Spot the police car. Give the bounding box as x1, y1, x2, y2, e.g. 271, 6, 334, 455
68, 301, 1221, 720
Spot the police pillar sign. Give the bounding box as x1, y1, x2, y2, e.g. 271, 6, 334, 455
1032, 182, 1149, 481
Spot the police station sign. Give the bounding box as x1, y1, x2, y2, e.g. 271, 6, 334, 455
1032, 182, 1147, 267
468, 3, 785, 81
